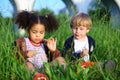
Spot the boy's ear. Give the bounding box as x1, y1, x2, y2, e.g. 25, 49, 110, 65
87, 29, 90, 33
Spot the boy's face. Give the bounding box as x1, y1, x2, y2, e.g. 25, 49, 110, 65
29, 24, 45, 44
72, 26, 89, 40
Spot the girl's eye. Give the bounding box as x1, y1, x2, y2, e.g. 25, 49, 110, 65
32, 31, 37, 33
40, 31, 44, 34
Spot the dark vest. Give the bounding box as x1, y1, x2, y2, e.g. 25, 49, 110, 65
63, 35, 95, 60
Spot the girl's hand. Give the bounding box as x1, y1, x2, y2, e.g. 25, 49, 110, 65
27, 50, 37, 58
46, 38, 56, 52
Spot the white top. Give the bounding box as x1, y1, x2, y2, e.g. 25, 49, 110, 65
74, 37, 89, 61
25, 38, 48, 68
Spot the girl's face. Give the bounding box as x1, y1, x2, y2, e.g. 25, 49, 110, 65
29, 24, 45, 44
72, 26, 89, 40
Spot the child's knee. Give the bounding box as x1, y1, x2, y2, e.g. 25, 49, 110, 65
26, 61, 35, 72
51, 57, 66, 68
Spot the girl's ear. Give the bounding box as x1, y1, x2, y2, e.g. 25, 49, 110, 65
27, 29, 29, 33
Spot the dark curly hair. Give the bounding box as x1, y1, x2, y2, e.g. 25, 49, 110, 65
15, 11, 59, 33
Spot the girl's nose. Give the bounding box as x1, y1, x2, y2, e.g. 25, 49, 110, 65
36, 33, 40, 37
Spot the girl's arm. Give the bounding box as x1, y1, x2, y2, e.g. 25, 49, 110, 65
50, 49, 61, 58
44, 38, 61, 61
47, 38, 61, 57
15, 37, 28, 60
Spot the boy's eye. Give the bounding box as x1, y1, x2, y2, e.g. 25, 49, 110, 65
72, 27, 77, 29
73, 27, 84, 30
73, 27, 79, 30
79, 28, 84, 30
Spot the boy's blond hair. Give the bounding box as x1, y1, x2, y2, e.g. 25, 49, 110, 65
70, 12, 92, 29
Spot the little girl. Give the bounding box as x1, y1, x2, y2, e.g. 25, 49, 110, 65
14, 11, 66, 72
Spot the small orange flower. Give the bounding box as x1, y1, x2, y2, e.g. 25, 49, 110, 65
80, 61, 94, 69
33, 73, 49, 80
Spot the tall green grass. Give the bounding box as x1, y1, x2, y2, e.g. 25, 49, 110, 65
0, 13, 120, 80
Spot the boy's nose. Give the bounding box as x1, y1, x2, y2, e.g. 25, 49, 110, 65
76, 29, 80, 33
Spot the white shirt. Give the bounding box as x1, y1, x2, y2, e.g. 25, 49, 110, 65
74, 37, 89, 61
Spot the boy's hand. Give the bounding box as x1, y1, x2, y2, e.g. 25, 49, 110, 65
27, 50, 37, 58
46, 38, 56, 52
80, 49, 89, 58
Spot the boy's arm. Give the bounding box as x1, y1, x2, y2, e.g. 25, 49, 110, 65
88, 36, 95, 55
62, 37, 73, 56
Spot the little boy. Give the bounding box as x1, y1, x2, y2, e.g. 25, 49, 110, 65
63, 12, 95, 61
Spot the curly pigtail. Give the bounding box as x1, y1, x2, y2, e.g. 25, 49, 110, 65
39, 14, 59, 33
15, 11, 37, 30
